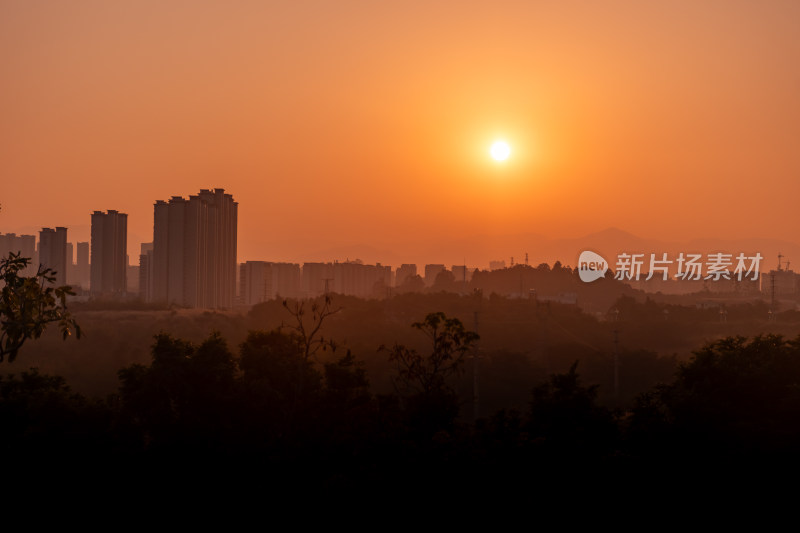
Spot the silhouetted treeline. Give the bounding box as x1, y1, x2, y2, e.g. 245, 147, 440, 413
5, 319, 800, 485
398, 262, 637, 313
15, 291, 800, 413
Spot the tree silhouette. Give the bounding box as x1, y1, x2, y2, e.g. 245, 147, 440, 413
431, 270, 457, 292
527, 361, 618, 456
628, 334, 800, 461
117, 332, 238, 452
324, 350, 370, 405
0, 368, 111, 461
0, 252, 80, 362
383, 312, 479, 396
281, 294, 342, 362
239, 329, 322, 408
381, 312, 479, 437
397, 274, 425, 293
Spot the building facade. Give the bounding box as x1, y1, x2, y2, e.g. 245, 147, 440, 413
424, 264, 446, 286
332, 260, 391, 298
90, 210, 128, 295
240, 261, 302, 305
139, 242, 154, 302
395, 264, 417, 288
76, 241, 90, 289
38, 227, 68, 286
0, 233, 37, 276
151, 188, 238, 308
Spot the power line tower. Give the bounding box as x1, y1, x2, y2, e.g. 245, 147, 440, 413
322, 277, 333, 296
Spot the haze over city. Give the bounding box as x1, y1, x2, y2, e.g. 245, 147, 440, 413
8, 2, 800, 490
3, 2, 800, 267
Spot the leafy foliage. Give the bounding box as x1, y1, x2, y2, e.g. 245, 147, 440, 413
628, 334, 800, 458
527, 361, 618, 455
324, 350, 370, 404
239, 329, 322, 408
382, 311, 479, 396
0, 368, 112, 460
117, 332, 238, 450
0, 252, 80, 362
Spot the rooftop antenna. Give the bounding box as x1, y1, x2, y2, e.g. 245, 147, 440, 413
778, 253, 784, 271
525, 252, 529, 266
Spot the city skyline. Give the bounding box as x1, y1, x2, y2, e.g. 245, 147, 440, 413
3, 2, 800, 267
5, 2, 800, 481
2, 213, 798, 309
6, 218, 800, 280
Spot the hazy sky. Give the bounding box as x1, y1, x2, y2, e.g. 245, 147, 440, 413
2, 1, 800, 265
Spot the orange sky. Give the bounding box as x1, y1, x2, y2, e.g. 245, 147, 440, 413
2, 1, 800, 266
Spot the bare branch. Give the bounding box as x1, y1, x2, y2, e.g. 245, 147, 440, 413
281, 294, 342, 362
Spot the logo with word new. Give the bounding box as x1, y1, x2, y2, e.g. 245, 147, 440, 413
577, 250, 763, 283
578, 251, 609, 283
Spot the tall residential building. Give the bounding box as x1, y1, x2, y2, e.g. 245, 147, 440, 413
66, 242, 76, 286
424, 264, 446, 286
489, 260, 507, 271
76, 242, 90, 289
451, 265, 470, 283
299, 261, 391, 299
240, 261, 302, 305
38, 227, 68, 286
90, 210, 128, 295
395, 264, 417, 287
0, 233, 37, 275
139, 242, 154, 302
151, 188, 238, 308
302, 262, 334, 298
332, 260, 392, 298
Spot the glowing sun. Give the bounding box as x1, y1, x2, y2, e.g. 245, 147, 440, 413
490, 140, 511, 161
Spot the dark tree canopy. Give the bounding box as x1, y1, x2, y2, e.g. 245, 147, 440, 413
0, 252, 80, 363
628, 334, 800, 462
383, 311, 479, 396
527, 361, 618, 455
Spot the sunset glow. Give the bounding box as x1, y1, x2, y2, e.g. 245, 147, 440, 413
2, 2, 800, 267
3, 2, 800, 477
490, 141, 511, 162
